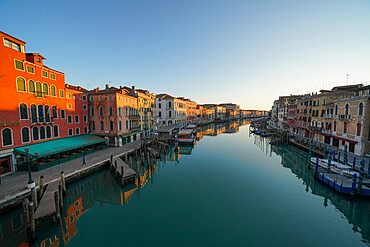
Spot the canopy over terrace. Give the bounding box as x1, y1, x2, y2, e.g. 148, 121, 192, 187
15, 134, 107, 158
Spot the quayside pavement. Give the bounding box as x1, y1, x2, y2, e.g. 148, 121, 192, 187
0, 140, 142, 211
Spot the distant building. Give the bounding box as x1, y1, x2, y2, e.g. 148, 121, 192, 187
156, 94, 187, 127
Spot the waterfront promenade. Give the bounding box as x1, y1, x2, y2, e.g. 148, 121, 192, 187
0, 140, 142, 212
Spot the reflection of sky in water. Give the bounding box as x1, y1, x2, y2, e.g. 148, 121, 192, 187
2, 122, 369, 247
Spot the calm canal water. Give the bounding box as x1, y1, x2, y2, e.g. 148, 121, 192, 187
1, 121, 370, 247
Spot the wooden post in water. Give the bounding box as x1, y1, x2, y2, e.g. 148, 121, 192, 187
129, 157, 132, 168
28, 202, 36, 240
59, 182, 63, 211
121, 166, 125, 187
110, 154, 113, 167
31, 187, 38, 208
61, 171, 66, 194
22, 199, 29, 228
39, 175, 44, 199
115, 160, 118, 176
54, 191, 60, 223
124, 154, 128, 164
137, 161, 140, 183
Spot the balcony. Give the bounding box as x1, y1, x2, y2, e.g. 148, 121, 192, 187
31, 118, 54, 125
130, 125, 140, 131
308, 126, 322, 132
322, 129, 332, 135
338, 114, 351, 120
323, 114, 333, 119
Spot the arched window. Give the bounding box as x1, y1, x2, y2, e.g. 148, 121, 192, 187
38, 105, 44, 122
110, 121, 114, 131
16, 77, 26, 92
335, 105, 338, 115
50, 85, 56, 96
46, 126, 51, 138
359, 103, 363, 116
45, 105, 50, 122
126, 107, 128, 116
19, 103, 28, 120
22, 127, 30, 143
30, 104, 37, 123
28, 80, 35, 93
2, 128, 13, 146
32, 127, 39, 141
40, 126, 46, 139
90, 106, 94, 116
357, 123, 361, 136
53, 125, 59, 137
52, 106, 58, 119
36, 82, 42, 96
345, 104, 349, 115
42, 83, 49, 95
100, 121, 104, 131
99, 106, 103, 116
91, 121, 95, 131
109, 106, 113, 116
126, 120, 128, 129
118, 107, 121, 116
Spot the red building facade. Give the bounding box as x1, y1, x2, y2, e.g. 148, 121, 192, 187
0, 31, 88, 175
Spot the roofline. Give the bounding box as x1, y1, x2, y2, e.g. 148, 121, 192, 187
0, 31, 26, 44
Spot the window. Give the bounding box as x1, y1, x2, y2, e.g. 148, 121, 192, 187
110, 121, 113, 131
15, 60, 24, 70
67, 103, 72, 109
99, 96, 103, 101
100, 121, 104, 131
82, 95, 87, 101
67, 93, 72, 99
357, 123, 361, 136
169, 102, 171, 108
40, 126, 46, 140
344, 122, 347, 134
4, 38, 22, 51
27, 66, 34, 74
42, 71, 48, 78
159, 103, 161, 108
16, 77, 26, 92
125, 107, 128, 116
22, 127, 30, 143
44, 105, 50, 122
83, 115, 87, 122
99, 106, 103, 116
90, 96, 94, 101
109, 96, 112, 101
68, 129, 73, 136
61, 109, 66, 119
38, 105, 44, 122
30, 105, 37, 123
2, 128, 12, 146
84, 127, 88, 133
36, 82, 42, 97
83, 105, 87, 110
76, 128, 80, 135
118, 107, 121, 116
42, 83, 48, 95
28, 80, 35, 93
50, 73, 56, 80
119, 121, 122, 131
92, 121, 95, 131
50, 85, 56, 96
159, 111, 161, 117
54, 125, 59, 137
169, 111, 171, 118
67, 116, 72, 123
19, 103, 28, 119
46, 126, 52, 138
359, 103, 363, 116
109, 106, 113, 116
74, 115, 79, 123
90, 106, 94, 116
126, 120, 128, 129
335, 105, 338, 115
52, 106, 58, 119
334, 121, 336, 131
59, 90, 64, 98
345, 104, 349, 115
32, 127, 39, 141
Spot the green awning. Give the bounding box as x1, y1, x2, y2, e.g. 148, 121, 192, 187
15, 134, 107, 158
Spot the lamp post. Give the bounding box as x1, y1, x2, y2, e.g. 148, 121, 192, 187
16, 148, 38, 189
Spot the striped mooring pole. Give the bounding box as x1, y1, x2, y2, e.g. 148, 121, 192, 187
358, 159, 365, 193
333, 150, 336, 162
351, 173, 357, 194
328, 150, 332, 173
308, 141, 313, 168
343, 145, 348, 165
324, 146, 327, 159
314, 157, 319, 179
338, 152, 341, 163
352, 157, 357, 171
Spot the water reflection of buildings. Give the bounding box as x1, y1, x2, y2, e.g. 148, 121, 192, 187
197, 121, 249, 141
253, 137, 370, 245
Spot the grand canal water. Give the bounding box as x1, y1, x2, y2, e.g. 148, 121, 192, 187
1, 121, 370, 247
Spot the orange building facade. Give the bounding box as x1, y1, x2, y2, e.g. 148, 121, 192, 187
0, 31, 88, 175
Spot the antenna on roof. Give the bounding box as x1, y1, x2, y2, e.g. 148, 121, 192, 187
346, 74, 349, 85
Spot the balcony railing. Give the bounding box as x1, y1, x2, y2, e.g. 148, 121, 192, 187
308, 126, 322, 132
322, 129, 332, 135
338, 114, 351, 120
323, 114, 333, 119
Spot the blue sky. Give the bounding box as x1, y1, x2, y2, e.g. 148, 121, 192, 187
1, 0, 370, 110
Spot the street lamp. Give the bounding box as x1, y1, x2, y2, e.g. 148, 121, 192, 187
16, 148, 38, 188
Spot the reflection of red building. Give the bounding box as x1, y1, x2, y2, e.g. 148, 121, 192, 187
0, 31, 88, 175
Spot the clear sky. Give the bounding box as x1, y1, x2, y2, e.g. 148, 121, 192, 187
1, 0, 370, 110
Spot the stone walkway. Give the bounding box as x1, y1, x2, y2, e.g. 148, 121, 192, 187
0, 140, 142, 208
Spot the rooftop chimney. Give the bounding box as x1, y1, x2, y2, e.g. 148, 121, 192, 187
106, 84, 109, 89
132, 85, 136, 93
